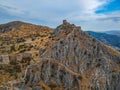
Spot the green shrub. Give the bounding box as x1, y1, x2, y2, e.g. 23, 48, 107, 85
10, 45, 15, 52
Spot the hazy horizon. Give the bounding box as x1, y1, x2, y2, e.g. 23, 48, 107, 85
0, 0, 120, 31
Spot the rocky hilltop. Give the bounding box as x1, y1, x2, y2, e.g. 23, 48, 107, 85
0, 20, 120, 90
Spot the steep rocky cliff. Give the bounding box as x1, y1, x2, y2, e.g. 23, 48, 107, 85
0, 20, 120, 90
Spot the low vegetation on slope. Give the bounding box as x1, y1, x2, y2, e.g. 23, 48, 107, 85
0, 20, 120, 90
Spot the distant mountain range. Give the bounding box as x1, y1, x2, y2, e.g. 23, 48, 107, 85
104, 30, 120, 36
87, 31, 120, 51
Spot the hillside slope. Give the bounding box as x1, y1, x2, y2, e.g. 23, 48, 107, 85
0, 20, 120, 90
0, 21, 54, 54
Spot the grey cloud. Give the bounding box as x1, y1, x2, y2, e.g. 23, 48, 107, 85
98, 17, 120, 22
0, 4, 17, 10
0, 4, 29, 17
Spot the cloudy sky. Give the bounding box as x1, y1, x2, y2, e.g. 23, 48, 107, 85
0, 0, 120, 31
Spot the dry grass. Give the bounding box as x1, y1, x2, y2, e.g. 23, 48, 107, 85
104, 44, 120, 56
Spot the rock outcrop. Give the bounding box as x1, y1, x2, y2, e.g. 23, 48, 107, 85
0, 20, 120, 90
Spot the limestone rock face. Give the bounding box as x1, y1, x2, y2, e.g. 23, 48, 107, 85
0, 52, 32, 64
39, 21, 120, 90
0, 21, 120, 90
1, 55, 10, 64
